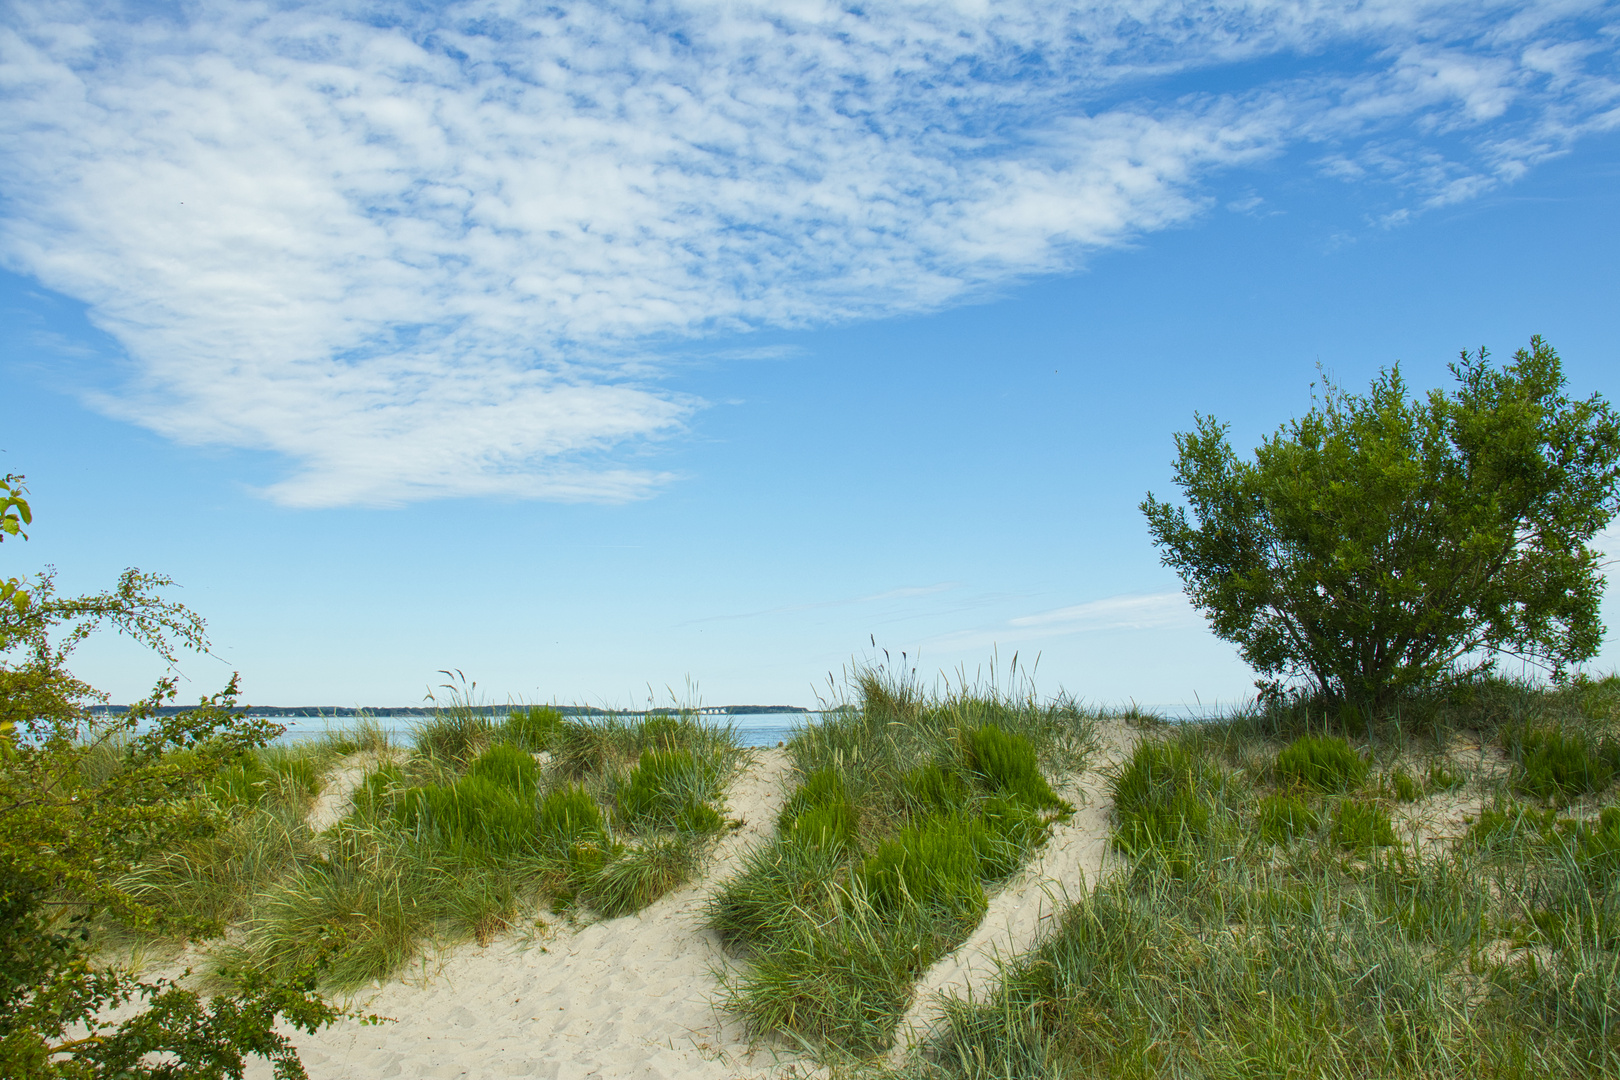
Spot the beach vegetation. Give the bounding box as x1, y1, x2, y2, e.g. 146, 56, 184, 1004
1275, 733, 1369, 792
710, 661, 1096, 1056
93, 691, 744, 993
0, 473, 342, 1078
1142, 337, 1620, 717
900, 678, 1620, 1080
495, 705, 563, 752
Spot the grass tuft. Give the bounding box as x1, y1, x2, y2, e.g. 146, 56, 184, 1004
1275, 734, 1368, 792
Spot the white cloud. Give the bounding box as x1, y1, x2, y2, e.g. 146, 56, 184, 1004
1008, 592, 1200, 633
921, 590, 1201, 653
1, 0, 1616, 504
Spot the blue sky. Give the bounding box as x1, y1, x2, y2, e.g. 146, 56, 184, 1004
3, 0, 1619, 710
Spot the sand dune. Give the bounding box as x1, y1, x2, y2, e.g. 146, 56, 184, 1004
246, 731, 1126, 1079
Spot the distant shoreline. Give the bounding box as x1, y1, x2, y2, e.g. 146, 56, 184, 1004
85, 703, 813, 718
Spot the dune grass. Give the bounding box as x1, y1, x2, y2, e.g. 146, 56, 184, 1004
709, 664, 1096, 1056
906, 673, 1620, 1079
100, 701, 745, 991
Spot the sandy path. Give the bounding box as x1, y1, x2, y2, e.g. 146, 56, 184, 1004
891, 721, 1136, 1055
250, 749, 817, 1080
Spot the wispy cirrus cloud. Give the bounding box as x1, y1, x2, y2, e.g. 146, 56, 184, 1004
922, 590, 1201, 654
1, 1, 1615, 505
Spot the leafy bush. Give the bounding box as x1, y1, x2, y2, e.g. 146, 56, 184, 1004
1275, 735, 1368, 792
0, 471, 339, 1077
496, 706, 563, 752
1258, 794, 1319, 844
1509, 726, 1618, 802
1111, 740, 1219, 857
1142, 338, 1620, 711
1332, 799, 1397, 852
961, 724, 1067, 812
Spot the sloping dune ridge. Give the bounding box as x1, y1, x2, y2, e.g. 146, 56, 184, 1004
246, 730, 1130, 1080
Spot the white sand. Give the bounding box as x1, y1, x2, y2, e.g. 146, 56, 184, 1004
246, 731, 1134, 1079
890, 720, 1135, 1056
250, 749, 820, 1080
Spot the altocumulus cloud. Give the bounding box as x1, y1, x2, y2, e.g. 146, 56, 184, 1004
2, 1, 1616, 506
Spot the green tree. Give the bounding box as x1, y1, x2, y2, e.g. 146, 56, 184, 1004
1141, 337, 1620, 713
0, 473, 342, 1078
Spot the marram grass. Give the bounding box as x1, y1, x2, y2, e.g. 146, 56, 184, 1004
101, 702, 745, 991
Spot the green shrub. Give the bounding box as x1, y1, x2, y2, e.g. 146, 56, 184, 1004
901, 762, 971, 816
1509, 726, 1618, 801
467, 743, 539, 794
585, 834, 699, 917
1332, 799, 1397, 852
961, 725, 1067, 812
537, 783, 607, 852
1111, 740, 1218, 857
496, 706, 563, 752
1258, 794, 1319, 844
1275, 735, 1368, 792
857, 816, 988, 924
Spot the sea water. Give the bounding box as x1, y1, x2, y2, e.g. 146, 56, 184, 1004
268, 713, 810, 750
